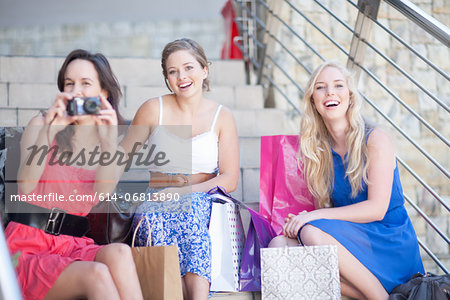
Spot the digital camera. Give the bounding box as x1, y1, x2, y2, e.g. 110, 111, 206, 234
66, 96, 101, 116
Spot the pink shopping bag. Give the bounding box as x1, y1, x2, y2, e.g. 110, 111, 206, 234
259, 135, 315, 235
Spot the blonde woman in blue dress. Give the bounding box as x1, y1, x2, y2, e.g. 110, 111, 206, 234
120, 38, 239, 300
269, 61, 423, 299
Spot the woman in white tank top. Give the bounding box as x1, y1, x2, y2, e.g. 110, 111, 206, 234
120, 38, 239, 299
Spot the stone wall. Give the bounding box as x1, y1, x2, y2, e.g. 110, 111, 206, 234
262, 0, 449, 272
0, 0, 227, 59
0, 19, 225, 59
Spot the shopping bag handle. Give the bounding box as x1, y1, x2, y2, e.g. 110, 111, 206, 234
132, 216, 157, 247
208, 186, 244, 208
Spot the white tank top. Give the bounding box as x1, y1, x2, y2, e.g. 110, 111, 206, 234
147, 96, 221, 174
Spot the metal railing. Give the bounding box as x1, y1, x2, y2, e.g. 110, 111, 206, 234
234, 0, 449, 274
0, 221, 22, 300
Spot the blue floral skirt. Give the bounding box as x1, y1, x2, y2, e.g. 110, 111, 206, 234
132, 188, 213, 282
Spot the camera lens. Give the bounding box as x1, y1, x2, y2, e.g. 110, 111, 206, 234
83, 97, 101, 114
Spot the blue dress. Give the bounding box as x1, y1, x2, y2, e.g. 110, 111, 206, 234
299, 149, 424, 293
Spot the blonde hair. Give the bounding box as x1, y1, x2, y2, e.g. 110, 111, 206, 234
299, 61, 370, 208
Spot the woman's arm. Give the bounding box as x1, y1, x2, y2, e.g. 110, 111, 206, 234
17, 115, 49, 194
92, 94, 121, 194
102, 97, 159, 192
17, 93, 78, 194
119, 98, 159, 154
284, 128, 396, 237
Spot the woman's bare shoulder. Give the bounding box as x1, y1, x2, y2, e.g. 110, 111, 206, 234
27, 113, 46, 126
216, 104, 234, 120
367, 127, 392, 147
214, 104, 237, 137
137, 96, 160, 111
131, 95, 169, 125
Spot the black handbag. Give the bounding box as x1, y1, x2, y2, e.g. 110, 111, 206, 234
389, 272, 450, 300
86, 197, 138, 245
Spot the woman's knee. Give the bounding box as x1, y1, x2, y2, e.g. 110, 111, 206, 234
299, 224, 330, 245
83, 262, 114, 287
97, 243, 133, 261
44, 261, 116, 299
268, 235, 285, 248
268, 235, 299, 247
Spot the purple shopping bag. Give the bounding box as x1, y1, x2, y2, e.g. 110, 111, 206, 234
239, 207, 276, 292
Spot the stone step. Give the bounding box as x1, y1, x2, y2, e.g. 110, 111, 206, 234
109, 58, 246, 87
6, 107, 299, 144
120, 85, 264, 120
232, 109, 299, 137
0, 84, 263, 109
210, 292, 261, 300
0, 57, 246, 86
1, 83, 266, 126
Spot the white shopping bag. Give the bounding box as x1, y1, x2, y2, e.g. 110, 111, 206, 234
261, 245, 341, 299
209, 197, 245, 291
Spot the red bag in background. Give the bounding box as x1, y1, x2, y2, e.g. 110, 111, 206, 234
221, 0, 243, 59
259, 135, 315, 235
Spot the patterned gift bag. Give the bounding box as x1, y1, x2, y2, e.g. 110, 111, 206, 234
261, 245, 341, 299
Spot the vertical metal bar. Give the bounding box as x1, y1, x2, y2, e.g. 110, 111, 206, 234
250, 0, 258, 65
258, 0, 288, 103
0, 225, 22, 300
347, 0, 381, 80
256, 46, 267, 84
243, 0, 256, 84
241, 1, 250, 84
255, 0, 271, 84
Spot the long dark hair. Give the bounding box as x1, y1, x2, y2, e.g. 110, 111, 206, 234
55, 49, 124, 150
161, 38, 210, 92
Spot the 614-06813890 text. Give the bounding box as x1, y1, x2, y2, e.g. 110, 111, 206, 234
10, 192, 181, 203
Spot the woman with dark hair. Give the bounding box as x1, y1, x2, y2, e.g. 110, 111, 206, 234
5, 49, 143, 300
269, 61, 424, 299
120, 38, 239, 299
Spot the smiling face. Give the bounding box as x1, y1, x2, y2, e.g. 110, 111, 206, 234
63, 59, 106, 98
63, 58, 107, 123
312, 66, 351, 123
165, 50, 208, 98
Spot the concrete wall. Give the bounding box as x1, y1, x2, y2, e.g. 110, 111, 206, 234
0, 0, 227, 58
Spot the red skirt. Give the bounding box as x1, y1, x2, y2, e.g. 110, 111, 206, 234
5, 221, 103, 300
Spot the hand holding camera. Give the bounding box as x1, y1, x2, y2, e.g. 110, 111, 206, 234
43, 93, 117, 141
